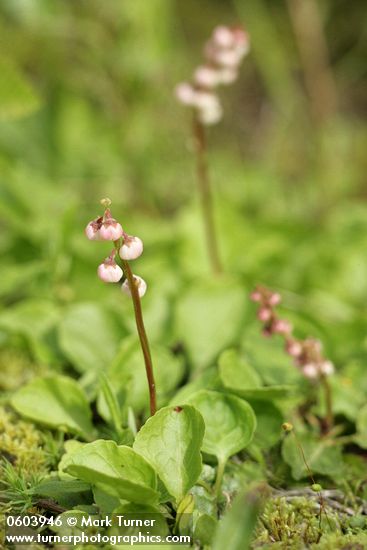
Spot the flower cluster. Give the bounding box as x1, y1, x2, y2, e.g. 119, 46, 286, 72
85, 201, 147, 298
251, 286, 334, 380
175, 25, 250, 125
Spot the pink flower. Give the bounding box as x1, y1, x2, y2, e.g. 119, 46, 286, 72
320, 360, 334, 376
175, 82, 197, 105
194, 66, 220, 88
268, 292, 281, 306
285, 340, 303, 357
257, 307, 272, 322
250, 290, 262, 302
272, 319, 292, 334
302, 363, 319, 379
119, 236, 144, 260
85, 217, 103, 240
99, 220, 123, 241
212, 26, 235, 49
97, 261, 123, 283
218, 68, 238, 85
121, 275, 147, 298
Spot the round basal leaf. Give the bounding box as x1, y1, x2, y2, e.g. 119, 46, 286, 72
250, 400, 283, 449
64, 440, 159, 505
282, 432, 344, 480
242, 325, 300, 385
107, 336, 184, 411
11, 375, 93, 439
169, 367, 221, 406
174, 278, 247, 368
218, 348, 262, 390
185, 390, 256, 462
133, 405, 204, 503
58, 303, 123, 373
227, 385, 294, 401
112, 503, 169, 538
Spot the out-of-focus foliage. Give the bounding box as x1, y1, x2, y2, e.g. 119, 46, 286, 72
0, 0, 366, 548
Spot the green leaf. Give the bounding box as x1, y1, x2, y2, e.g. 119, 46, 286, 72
11, 375, 94, 439
194, 514, 217, 546
64, 440, 159, 505
227, 385, 294, 401
107, 336, 184, 411
170, 367, 221, 405
185, 390, 256, 462
282, 432, 344, 480
212, 485, 268, 550
0, 56, 40, 120
218, 348, 262, 390
58, 303, 123, 373
250, 400, 283, 449
97, 372, 124, 435
112, 503, 169, 538
242, 326, 300, 385
174, 278, 247, 368
133, 405, 205, 502
34, 479, 92, 509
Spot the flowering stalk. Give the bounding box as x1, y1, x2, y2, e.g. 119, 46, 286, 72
175, 25, 250, 274
193, 114, 222, 274
251, 285, 334, 431
86, 199, 156, 416
117, 253, 156, 416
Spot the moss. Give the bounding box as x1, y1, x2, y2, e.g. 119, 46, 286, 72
0, 349, 44, 392
254, 496, 342, 548
0, 406, 47, 474
312, 532, 367, 549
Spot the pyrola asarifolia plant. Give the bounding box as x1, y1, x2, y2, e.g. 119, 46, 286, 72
85, 198, 156, 415
251, 285, 334, 430
175, 25, 250, 275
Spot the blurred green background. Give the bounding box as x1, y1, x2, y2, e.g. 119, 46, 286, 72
0, 0, 366, 396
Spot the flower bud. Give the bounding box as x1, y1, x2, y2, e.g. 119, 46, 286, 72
194, 66, 220, 88
175, 82, 197, 105
85, 217, 102, 240
302, 363, 319, 379
121, 275, 147, 298
194, 91, 223, 125
282, 422, 293, 432
214, 49, 242, 68
212, 26, 235, 49
99, 220, 123, 241
320, 360, 334, 376
257, 307, 272, 322
250, 290, 262, 302
268, 292, 281, 306
218, 67, 238, 85
97, 261, 123, 283
85, 222, 100, 240
198, 102, 223, 125
272, 319, 292, 334
119, 236, 143, 261
311, 483, 322, 492
285, 340, 303, 357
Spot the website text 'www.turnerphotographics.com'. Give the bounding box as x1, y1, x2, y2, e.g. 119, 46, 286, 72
4, 514, 192, 546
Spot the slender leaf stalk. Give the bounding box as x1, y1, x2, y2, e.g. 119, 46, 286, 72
214, 458, 226, 498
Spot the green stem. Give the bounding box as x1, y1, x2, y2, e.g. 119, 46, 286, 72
192, 115, 223, 275
114, 242, 156, 417
214, 458, 226, 498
